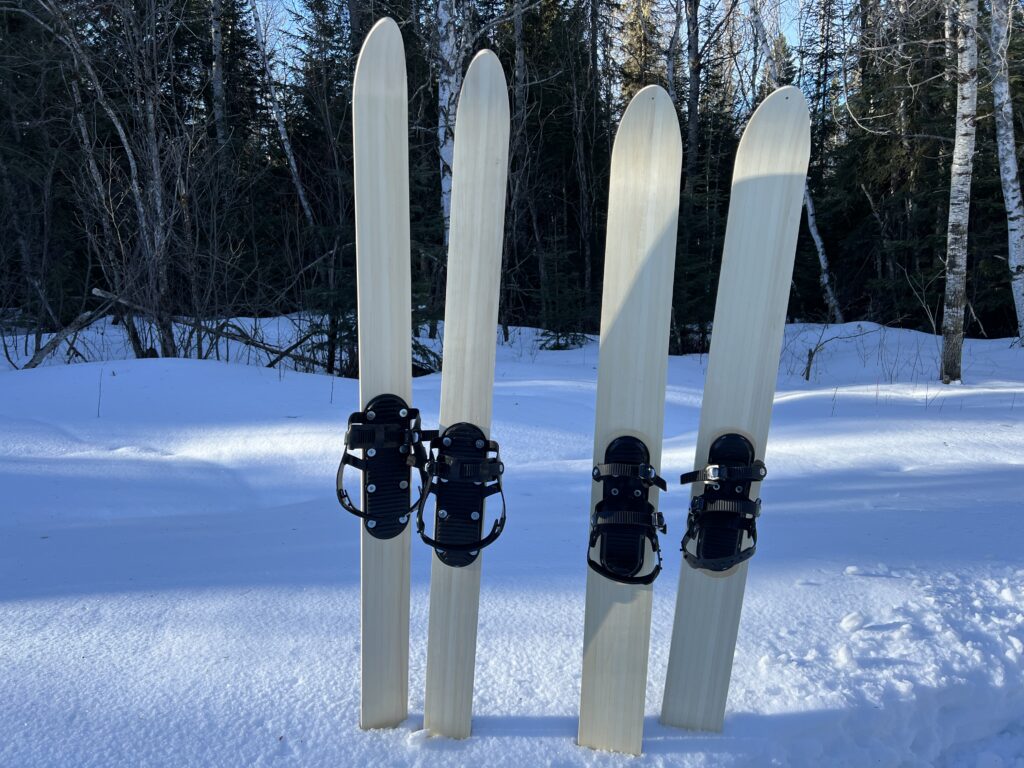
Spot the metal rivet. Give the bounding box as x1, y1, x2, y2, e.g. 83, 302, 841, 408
633, 489, 642, 498
442, 437, 452, 447
438, 509, 448, 519
437, 549, 446, 556
367, 448, 376, 458
400, 480, 409, 489
399, 515, 408, 524
759, 468, 767, 477
367, 520, 376, 529
611, 488, 619, 496
735, 485, 743, 494
470, 550, 478, 556
399, 408, 408, 417
399, 445, 409, 454
712, 483, 720, 491
593, 467, 600, 479
367, 484, 376, 493
475, 439, 485, 449
367, 411, 376, 421
471, 511, 480, 520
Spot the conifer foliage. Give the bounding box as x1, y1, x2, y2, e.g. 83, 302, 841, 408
0, 0, 1022, 377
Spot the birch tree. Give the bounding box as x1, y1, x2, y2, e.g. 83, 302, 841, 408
436, 0, 462, 245
750, 0, 843, 322
940, 0, 978, 382
988, 0, 1024, 338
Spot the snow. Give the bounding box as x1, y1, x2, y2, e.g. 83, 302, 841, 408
1, 322, 1023, 767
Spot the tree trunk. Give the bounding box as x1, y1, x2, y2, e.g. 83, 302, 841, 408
941, 0, 978, 383
436, 0, 461, 245
210, 0, 228, 150
751, 0, 841, 322
989, 0, 1024, 338
249, 0, 315, 230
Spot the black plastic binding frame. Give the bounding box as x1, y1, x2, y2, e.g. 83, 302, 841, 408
587, 436, 668, 586
680, 433, 766, 572
336, 393, 428, 540
416, 422, 507, 567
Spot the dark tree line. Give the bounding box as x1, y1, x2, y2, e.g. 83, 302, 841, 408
0, 0, 1022, 377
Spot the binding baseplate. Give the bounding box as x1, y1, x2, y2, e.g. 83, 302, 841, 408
680, 432, 766, 571
336, 393, 428, 539
415, 422, 506, 567
587, 436, 668, 586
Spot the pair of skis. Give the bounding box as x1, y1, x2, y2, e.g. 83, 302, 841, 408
578, 86, 810, 753
341, 19, 509, 737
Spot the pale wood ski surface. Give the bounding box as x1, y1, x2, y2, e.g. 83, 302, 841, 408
660, 86, 810, 733
422, 50, 510, 740
577, 85, 681, 755
352, 17, 413, 730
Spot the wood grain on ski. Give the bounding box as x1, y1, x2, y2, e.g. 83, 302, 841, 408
352, 17, 413, 730
577, 85, 681, 755
423, 49, 510, 740
661, 86, 810, 733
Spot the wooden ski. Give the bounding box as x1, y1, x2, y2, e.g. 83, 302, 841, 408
349, 17, 412, 730
660, 85, 810, 732
421, 50, 510, 739
577, 85, 681, 755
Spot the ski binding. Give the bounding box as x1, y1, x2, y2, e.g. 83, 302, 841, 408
680, 433, 766, 572
588, 436, 668, 585
337, 393, 427, 539
416, 423, 507, 567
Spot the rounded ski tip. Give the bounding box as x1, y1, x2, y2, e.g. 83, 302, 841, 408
749, 85, 809, 125
457, 49, 510, 126
616, 84, 682, 156
629, 84, 673, 109
465, 49, 508, 91
365, 16, 401, 47
356, 17, 404, 69
620, 84, 676, 123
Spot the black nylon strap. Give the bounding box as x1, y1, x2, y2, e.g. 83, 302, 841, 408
429, 453, 504, 483
690, 496, 761, 518
680, 460, 767, 486
591, 508, 666, 530
593, 462, 668, 492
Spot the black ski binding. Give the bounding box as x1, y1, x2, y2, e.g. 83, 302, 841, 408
416, 422, 506, 567
336, 393, 429, 540
587, 436, 668, 586
680, 433, 766, 572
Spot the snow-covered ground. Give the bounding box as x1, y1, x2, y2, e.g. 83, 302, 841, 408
1, 322, 1022, 767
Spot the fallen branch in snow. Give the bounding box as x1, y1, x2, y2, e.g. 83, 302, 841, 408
91, 289, 323, 370
21, 299, 115, 370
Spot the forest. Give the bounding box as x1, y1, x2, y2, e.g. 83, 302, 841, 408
0, 0, 1022, 381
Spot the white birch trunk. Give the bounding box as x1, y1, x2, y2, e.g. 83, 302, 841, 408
750, 0, 843, 323
989, 0, 1024, 338
211, 0, 228, 150
436, 0, 462, 244
941, 0, 978, 383
249, 0, 315, 229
